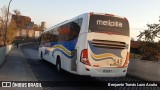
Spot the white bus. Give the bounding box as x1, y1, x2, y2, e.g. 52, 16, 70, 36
39, 12, 130, 77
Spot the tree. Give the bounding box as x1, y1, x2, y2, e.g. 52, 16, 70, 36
4, 0, 13, 45
137, 16, 160, 61
6, 20, 17, 44
0, 21, 4, 46
138, 42, 160, 61
0, 5, 18, 45
13, 13, 31, 29
0, 6, 9, 23
137, 17, 160, 42
0, 6, 12, 45
12, 9, 31, 37
13, 9, 21, 16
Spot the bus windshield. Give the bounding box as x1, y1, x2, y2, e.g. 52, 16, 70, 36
89, 14, 129, 36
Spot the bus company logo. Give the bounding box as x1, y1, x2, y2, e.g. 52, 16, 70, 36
1, 82, 11, 87
97, 20, 123, 28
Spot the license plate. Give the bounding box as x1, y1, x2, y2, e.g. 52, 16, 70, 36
103, 70, 112, 73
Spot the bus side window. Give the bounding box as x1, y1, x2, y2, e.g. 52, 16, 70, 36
58, 23, 70, 42
52, 29, 59, 42
69, 20, 80, 41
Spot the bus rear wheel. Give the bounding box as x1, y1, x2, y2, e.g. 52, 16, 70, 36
40, 52, 43, 60
56, 57, 61, 73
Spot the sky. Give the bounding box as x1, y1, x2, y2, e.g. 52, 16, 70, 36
1, 0, 160, 40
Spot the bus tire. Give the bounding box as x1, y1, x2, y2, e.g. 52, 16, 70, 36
40, 51, 43, 60
56, 56, 61, 73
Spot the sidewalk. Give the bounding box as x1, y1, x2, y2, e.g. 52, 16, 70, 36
0, 45, 42, 90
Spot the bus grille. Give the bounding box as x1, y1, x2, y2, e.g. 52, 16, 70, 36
92, 39, 126, 49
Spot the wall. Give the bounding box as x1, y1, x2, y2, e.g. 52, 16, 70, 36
0, 45, 13, 66
127, 59, 160, 81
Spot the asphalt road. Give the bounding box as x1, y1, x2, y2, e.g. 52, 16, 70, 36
20, 43, 160, 90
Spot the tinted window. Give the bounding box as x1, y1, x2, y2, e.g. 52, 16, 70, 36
41, 18, 83, 43
89, 15, 129, 36
68, 18, 82, 41
59, 18, 82, 42
52, 29, 58, 42
58, 23, 70, 42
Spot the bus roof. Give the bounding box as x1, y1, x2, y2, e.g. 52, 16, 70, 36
43, 12, 127, 33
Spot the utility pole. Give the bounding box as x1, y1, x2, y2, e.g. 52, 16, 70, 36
4, 0, 13, 46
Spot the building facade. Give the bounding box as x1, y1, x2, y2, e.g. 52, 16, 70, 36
11, 14, 45, 39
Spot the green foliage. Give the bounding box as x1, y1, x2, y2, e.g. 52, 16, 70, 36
139, 42, 160, 61
137, 24, 160, 42
137, 16, 160, 61
137, 18, 160, 42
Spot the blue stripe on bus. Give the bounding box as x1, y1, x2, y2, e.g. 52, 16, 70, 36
50, 38, 78, 51
52, 49, 72, 58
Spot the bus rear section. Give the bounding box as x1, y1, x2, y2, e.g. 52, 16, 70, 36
78, 13, 130, 77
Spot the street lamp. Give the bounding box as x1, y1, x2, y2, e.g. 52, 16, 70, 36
4, 0, 13, 46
